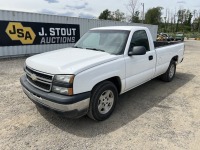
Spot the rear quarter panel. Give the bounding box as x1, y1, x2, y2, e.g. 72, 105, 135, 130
155, 42, 184, 77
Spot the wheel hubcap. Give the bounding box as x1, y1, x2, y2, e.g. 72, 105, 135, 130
169, 64, 175, 78
98, 90, 114, 114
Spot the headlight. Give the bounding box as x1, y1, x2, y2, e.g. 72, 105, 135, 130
52, 75, 74, 95
54, 75, 74, 83
52, 86, 73, 95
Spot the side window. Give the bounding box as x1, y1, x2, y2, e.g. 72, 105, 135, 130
130, 30, 150, 51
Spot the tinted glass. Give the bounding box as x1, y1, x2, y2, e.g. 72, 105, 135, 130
130, 30, 150, 51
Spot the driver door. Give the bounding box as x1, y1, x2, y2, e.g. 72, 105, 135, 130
125, 30, 156, 91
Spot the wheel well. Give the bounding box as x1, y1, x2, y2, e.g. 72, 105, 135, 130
106, 77, 121, 94
172, 55, 178, 62
92, 77, 122, 94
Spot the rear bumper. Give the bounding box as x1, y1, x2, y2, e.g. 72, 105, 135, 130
20, 75, 91, 118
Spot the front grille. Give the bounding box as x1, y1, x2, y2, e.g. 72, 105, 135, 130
26, 66, 53, 81
25, 66, 54, 92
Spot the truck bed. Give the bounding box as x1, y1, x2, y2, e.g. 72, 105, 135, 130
154, 41, 183, 48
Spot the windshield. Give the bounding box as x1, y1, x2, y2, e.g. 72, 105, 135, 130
74, 30, 130, 55
176, 33, 183, 36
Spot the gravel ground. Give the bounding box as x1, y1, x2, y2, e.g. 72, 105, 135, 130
0, 40, 200, 150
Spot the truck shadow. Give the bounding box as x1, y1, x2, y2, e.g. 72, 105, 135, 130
37, 72, 195, 138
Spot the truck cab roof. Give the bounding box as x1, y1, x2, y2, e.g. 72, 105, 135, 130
91, 26, 148, 31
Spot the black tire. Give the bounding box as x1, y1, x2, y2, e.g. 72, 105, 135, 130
87, 81, 118, 121
160, 60, 176, 82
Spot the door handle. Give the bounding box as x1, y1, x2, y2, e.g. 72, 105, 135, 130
149, 55, 153, 60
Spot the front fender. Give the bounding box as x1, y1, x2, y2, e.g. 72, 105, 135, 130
73, 58, 126, 94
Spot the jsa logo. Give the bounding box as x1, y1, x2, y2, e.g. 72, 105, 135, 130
6, 22, 36, 44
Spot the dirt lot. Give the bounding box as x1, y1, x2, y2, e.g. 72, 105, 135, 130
0, 40, 200, 150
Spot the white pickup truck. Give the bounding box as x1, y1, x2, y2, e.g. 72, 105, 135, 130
20, 26, 184, 121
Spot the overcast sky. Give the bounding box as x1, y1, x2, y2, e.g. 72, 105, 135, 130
0, 0, 199, 19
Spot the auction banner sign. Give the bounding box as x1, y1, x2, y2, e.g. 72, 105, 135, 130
0, 21, 80, 46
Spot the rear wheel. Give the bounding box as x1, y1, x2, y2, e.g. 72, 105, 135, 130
160, 60, 176, 82
87, 81, 118, 121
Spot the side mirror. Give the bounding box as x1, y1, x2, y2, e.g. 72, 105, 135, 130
128, 46, 147, 56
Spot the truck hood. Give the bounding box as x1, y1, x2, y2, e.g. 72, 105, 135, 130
26, 48, 119, 74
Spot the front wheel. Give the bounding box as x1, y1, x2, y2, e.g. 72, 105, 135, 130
160, 60, 176, 82
87, 81, 118, 121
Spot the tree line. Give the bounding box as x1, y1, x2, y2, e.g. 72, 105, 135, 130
98, 0, 200, 33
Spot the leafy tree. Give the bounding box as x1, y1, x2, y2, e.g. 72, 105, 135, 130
99, 9, 112, 20
184, 10, 193, 26
130, 11, 140, 23
192, 17, 200, 32
176, 9, 193, 32
177, 9, 186, 24
112, 9, 126, 21
145, 7, 163, 25
126, 0, 140, 23
99, 9, 125, 22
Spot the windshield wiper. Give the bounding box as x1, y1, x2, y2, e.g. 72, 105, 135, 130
73, 46, 83, 49
86, 48, 105, 52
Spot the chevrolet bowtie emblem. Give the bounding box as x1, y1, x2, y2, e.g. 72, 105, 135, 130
31, 74, 37, 81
